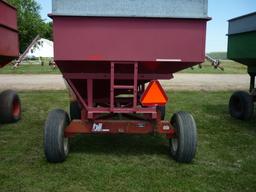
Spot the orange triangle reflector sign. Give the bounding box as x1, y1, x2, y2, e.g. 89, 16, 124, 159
140, 80, 168, 106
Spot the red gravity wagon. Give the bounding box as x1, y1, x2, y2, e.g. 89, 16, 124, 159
0, 0, 21, 124
45, 0, 210, 163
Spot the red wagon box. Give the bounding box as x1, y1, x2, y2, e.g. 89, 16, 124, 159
45, 0, 209, 163
0, 0, 19, 68
0, 0, 21, 124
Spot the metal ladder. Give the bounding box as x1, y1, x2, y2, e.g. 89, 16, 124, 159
110, 62, 138, 112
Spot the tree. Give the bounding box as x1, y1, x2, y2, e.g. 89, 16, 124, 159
42, 22, 53, 41
7, 0, 52, 53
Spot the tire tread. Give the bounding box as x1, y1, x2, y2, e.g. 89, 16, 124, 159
44, 109, 69, 163
170, 111, 197, 163
0, 90, 21, 123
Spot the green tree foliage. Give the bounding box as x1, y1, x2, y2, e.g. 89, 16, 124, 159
6, 0, 52, 53
42, 22, 53, 41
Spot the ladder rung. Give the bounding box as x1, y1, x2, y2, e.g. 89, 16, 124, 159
114, 85, 134, 89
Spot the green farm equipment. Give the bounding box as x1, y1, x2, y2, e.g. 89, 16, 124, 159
228, 12, 256, 120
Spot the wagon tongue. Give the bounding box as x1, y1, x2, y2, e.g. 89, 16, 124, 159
140, 80, 168, 106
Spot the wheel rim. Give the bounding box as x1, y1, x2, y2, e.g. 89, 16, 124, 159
170, 121, 179, 155
63, 137, 69, 156
12, 98, 21, 117
171, 137, 178, 153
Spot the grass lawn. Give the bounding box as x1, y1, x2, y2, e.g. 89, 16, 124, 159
180, 60, 247, 74
0, 60, 247, 74
0, 91, 255, 192
0, 64, 60, 74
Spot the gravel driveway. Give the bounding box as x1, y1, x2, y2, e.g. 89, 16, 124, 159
0, 74, 250, 91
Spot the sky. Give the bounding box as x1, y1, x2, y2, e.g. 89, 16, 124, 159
38, 0, 256, 53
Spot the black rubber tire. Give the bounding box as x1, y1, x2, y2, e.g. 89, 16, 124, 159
169, 112, 197, 163
44, 109, 70, 163
229, 91, 254, 120
0, 90, 21, 124
70, 101, 81, 120
157, 106, 166, 120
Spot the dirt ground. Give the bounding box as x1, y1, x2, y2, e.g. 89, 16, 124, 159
0, 74, 250, 91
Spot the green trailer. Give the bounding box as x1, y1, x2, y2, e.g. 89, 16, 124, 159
228, 12, 256, 120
